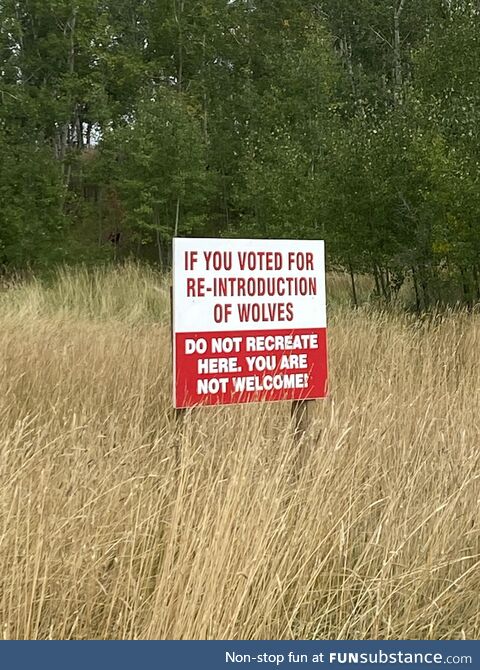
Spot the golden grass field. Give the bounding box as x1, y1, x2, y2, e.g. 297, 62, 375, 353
0, 264, 479, 640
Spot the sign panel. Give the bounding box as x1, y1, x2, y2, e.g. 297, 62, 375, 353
172, 238, 328, 408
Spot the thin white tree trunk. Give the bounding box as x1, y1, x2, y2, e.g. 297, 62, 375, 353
174, 197, 181, 237
394, 0, 406, 106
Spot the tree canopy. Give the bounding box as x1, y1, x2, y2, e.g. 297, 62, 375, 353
0, 0, 479, 306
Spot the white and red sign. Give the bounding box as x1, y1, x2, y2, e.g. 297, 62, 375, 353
172, 238, 328, 408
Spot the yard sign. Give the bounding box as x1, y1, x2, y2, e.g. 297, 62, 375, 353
172, 238, 328, 409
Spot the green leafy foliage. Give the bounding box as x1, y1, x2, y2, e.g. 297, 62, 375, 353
0, 0, 479, 306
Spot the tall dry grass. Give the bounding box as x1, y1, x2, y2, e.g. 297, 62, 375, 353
0, 264, 479, 639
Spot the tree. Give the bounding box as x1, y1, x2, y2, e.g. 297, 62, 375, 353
97, 87, 209, 265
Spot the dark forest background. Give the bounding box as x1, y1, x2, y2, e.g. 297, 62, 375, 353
1, 0, 479, 308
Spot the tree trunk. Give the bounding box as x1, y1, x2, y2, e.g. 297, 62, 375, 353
472, 264, 480, 302
378, 267, 389, 302
156, 229, 164, 270
373, 265, 381, 297
420, 266, 431, 310
57, 8, 77, 192
97, 190, 103, 247
155, 206, 164, 269
340, 35, 365, 119
393, 0, 406, 106
202, 33, 208, 142
222, 167, 230, 230
460, 267, 473, 310
174, 0, 185, 92
412, 266, 421, 313
174, 197, 181, 237
348, 262, 358, 308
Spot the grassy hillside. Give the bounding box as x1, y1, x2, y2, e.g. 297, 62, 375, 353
0, 265, 479, 639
